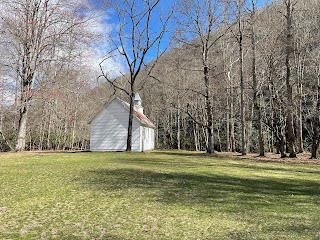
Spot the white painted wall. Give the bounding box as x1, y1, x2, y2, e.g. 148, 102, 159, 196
90, 100, 141, 151
142, 126, 155, 151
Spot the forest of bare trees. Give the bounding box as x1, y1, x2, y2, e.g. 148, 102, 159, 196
0, 0, 319, 159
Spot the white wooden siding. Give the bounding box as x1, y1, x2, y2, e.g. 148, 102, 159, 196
142, 126, 155, 151
90, 100, 141, 151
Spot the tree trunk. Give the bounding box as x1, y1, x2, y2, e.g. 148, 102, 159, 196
170, 109, 174, 147
239, 21, 246, 155
247, 105, 253, 153
156, 117, 159, 148
250, 3, 265, 156
285, 0, 296, 158
229, 72, 236, 152
310, 121, 319, 159
202, 124, 208, 151
310, 84, 320, 159
177, 109, 181, 150
217, 122, 222, 152
15, 106, 28, 151
295, 35, 305, 153
177, 78, 181, 150
296, 99, 304, 153
226, 100, 230, 152
269, 102, 274, 153
126, 92, 134, 151
38, 109, 45, 150
47, 113, 52, 150
71, 95, 79, 150
296, 74, 304, 153
205, 65, 214, 154
194, 121, 199, 151
279, 132, 287, 158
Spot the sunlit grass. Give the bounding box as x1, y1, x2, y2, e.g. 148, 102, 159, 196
0, 150, 320, 239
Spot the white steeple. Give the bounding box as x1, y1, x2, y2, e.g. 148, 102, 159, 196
134, 93, 143, 114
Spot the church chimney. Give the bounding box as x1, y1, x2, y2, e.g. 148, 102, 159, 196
134, 93, 143, 114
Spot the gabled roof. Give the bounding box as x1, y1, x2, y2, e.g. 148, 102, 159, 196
89, 96, 156, 129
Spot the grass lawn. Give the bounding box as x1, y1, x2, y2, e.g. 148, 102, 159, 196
0, 150, 320, 239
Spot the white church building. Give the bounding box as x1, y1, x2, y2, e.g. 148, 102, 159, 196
89, 93, 155, 152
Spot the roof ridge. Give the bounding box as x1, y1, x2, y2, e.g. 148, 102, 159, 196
117, 98, 156, 129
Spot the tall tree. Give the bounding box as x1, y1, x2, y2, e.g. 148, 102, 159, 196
249, 0, 265, 156
175, 0, 228, 154
0, 0, 94, 151
283, 0, 297, 157
99, 0, 172, 151
230, 0, 247, 155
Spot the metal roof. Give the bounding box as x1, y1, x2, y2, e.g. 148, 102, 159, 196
119, 98, 156, 129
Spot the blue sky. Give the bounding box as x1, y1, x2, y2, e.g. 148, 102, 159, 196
86, 0, 270, 78
87, 0, 175, 78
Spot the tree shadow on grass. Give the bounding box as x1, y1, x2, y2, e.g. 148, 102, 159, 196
75, 164, 320, 238
226, 162, 320, 175
77, 167, 320, 208
106, 154, 320, 176
151, 150, 320, 167
150, 151, 214, 159
72, 153, 320, 238
150, 150, 261, 160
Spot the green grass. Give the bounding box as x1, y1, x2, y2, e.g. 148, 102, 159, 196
0, 150, 320, 239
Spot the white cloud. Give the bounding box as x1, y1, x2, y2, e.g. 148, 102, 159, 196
0, 76, 16, 106
83, 12, 127, 83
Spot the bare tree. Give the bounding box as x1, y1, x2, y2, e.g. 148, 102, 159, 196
282, 0, 297, 157
175, 0, 228, 154
249, 0, 265, 156
230, 0, 247, 155
0, 0, 95, 151
99, 0, 172, 151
